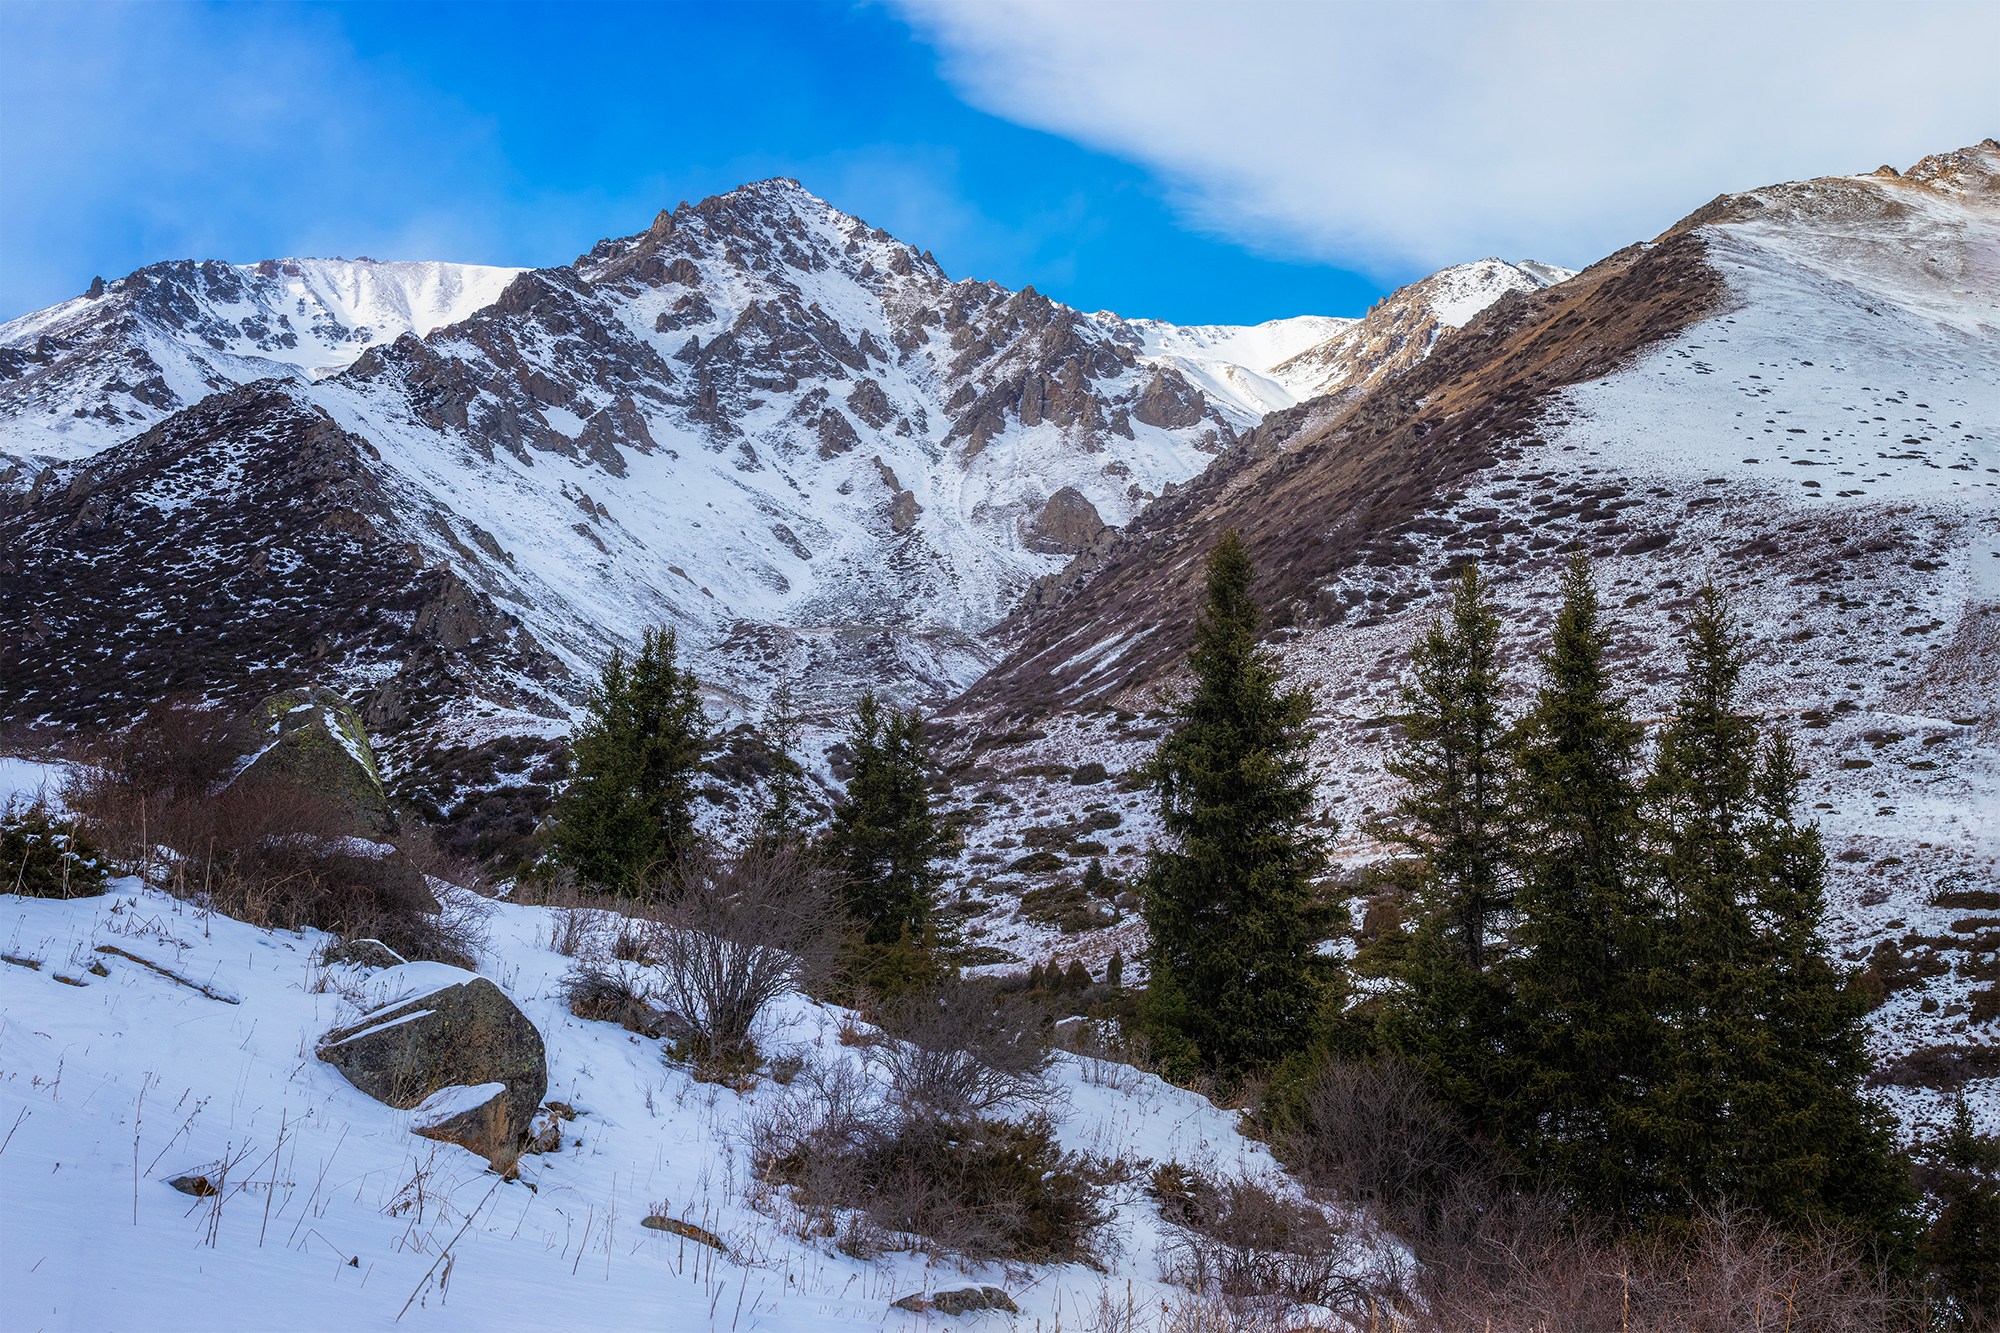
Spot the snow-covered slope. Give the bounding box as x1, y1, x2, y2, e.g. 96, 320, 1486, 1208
1270, 258, 1576, 402
1109, 313, 1354, 417
5, 181, 1397, 738
0, 874, 1392, 1331
0, 258, 523, 460
937, 141, 2000, 1144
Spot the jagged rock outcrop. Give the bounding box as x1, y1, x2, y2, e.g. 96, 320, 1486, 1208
241, 687, 392, 832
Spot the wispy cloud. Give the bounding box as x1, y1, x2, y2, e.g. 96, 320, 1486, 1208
895, 0, 1999, 273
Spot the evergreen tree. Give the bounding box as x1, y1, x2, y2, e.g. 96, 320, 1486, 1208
1141, 529, 1340, 1078
824, 692, 947, 946
1381, 564, 1514, 969
1501, 553, 1659, 1218
552, 626, 706, 893
1644, 588, 1913, 1237
754, 676, 812, 848
1641, 583, 1762, 1211
1376, 565, 1516, 1137
1738, 731, 1914, 1241
1927, 1093, 2000, 1326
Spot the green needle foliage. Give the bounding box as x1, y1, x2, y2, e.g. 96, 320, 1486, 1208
1378, 565, 1516, 1136
1141, 529, 1340, 1080
1643, 585, 1911, 1238
1382, 564, 1514, 969
1927, 1093, 2000, 1326
551, 626, 707, 893
755, 675, 812, 848
1500, 553, 1659, 1218
824, 691, 947, 948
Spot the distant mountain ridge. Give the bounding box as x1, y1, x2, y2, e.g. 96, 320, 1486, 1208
0, 257, 525, 459
1, 178, 1557, 751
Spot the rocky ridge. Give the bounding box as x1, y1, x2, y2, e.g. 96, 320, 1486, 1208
928, 143, 2000, 1144
0, 257, 523, 461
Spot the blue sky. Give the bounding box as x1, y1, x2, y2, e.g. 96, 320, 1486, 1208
0, 1, 1388, 325
4, 2, 1992, 327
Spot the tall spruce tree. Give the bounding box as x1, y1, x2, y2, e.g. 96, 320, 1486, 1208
1645, 587, 1912, 1237
1383, 564, 1515, 968
552, 626, 707, 893
754, 676, 812, 848
1378, 565, 1516, 1133
1141, 529, 1339, 1078
1927, 1093, 2000, 1325
1501, 553, 1659, 1218
824, 692, 946, 947
1641, 583, 1761, 1212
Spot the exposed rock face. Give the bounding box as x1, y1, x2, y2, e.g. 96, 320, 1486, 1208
1023, 486, 1106, 555
954, 227, 1729, 719
0, 257, 522, 460
1269, 258, 1575, 403
1, 179, 1313, 738
318, 967, 547, 1171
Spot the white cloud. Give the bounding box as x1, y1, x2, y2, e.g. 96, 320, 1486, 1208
894, 0, 2000, 274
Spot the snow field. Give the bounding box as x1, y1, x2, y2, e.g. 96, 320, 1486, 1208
1, 878, 1384, 1332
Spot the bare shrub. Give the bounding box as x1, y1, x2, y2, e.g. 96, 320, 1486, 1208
648, 843, 842, 1060
1410, 1207, 1901, 1333
557, 963, 676, 1038
64, 696, 239, 872
1281, 1057, 1489, 1250
751, 1064, 1109, 1265
65, 703, 482, 964
1153, 1163, 1371, 1312
873, 977, 1054, 1119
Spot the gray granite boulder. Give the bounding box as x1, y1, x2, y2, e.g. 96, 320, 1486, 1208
318, 966, 546, 1171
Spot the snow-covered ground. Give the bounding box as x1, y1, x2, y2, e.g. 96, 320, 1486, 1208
0, 877, 1380, 1331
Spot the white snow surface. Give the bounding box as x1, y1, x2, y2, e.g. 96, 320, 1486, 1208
0, 258, 522, 461
0, 880, 1396, 1331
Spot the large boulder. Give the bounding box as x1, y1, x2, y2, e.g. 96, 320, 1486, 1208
317, 964, 547, 1172
1021, 486, 1105, 555
241, 686, 389, 831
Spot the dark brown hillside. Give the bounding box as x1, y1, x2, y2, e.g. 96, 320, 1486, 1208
0, 385, 566, 735
946, 231, 1724, 727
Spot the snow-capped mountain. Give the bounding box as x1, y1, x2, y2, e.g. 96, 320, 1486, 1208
1268, 258, 1576, 403
1111, 313, 1353, 418
0, 257, 524, 459
939, 140, 2000, 1139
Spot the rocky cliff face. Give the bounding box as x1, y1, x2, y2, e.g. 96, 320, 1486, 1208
0, 257, 523, 461
3, 180, 1438, 736
1267, 258, 1576, 405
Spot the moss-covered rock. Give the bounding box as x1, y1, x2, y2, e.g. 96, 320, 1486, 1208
242, 686, 388, 831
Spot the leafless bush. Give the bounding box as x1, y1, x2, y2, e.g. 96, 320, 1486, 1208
647, 843, 842, 1059
873, 977, 1054, 1119
1281, 1057, 1492, 1254
64, 697, 240, 872
557, 962, 678, 1038
1410, 1207, 1901, 1333
396, 825, 497, 898
1153, 1163, 1373, 1313
63, 703, 483, 964
749, 1055, 1109, 1264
